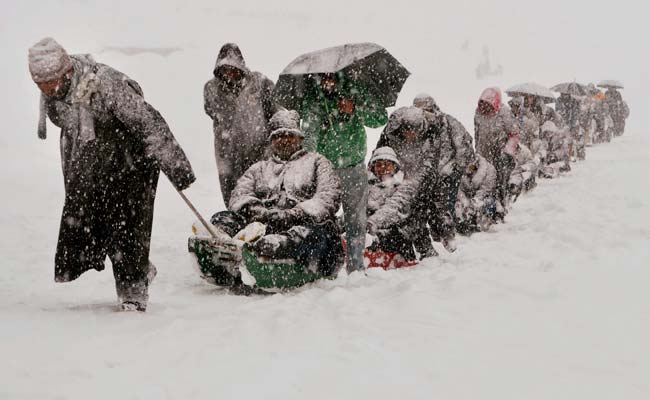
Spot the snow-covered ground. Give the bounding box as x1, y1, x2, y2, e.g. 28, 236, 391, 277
2, 1, 650, 399
2, 132, 650, 400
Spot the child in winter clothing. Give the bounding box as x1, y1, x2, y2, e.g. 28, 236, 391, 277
366, 147, 417, 261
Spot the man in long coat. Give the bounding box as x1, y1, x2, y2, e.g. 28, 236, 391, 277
29, 38, 196, 311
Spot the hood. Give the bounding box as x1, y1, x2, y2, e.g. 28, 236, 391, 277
478, 87, 502, 114
385, 106, 426, 137
213, 43, 249, 76
368, 146, 401, 170
413, 93, 439, 113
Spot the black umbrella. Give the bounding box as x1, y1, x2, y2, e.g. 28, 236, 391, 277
551, 82, 587, 96
274, 43, 410, 110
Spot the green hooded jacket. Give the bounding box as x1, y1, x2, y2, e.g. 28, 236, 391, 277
300, 79, 388, 169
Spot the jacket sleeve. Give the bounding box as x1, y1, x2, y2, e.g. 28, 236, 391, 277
295, 155, 342, 222
475, 162, 497, 202
300, 98, 323, 153
203, 79, 219, 120
106, 78, 196, 191
448, 116, 475, 171
229, 163, 262, 213
354, 86, 388, 128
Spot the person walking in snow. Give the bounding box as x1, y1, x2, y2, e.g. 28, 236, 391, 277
366, 147, 417, 261
29, 38, 196, 311
603, 88, 629, 137
211, 109, 343, 275
371, 106, 457, 254
299, 72, 388, 273
204, 43, 278, 205
474, 87, 520, 215
556, 92, 586, 160
413, 93, 475, 219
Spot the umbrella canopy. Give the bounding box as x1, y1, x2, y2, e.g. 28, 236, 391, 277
597, 79, 624, 89
551, 82, 588, 96
274, 43, 410, 110
506, 82, 556, 102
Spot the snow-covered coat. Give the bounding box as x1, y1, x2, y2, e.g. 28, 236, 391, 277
414, 95, 474, 177
474, 89, 520, 166
204, 44, 277, 204
42, 55, 196, 283
509, 144, 536, 189
367, 172, 403, 217
540, 121, 570, 165
229, 149, 341, 224
456, 155, 497, 214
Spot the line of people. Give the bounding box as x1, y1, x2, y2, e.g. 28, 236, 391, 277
29, 38, 630, 310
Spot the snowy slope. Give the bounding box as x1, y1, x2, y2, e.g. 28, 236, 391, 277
1, 1, 650, 399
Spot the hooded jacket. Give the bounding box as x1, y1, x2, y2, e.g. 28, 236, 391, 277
474, 88, 521, 166
204, 43, 278, 204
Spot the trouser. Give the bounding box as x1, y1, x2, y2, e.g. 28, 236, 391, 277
211, 211, 343, 276
336, 163, 368, 272
494, 153, 515, 206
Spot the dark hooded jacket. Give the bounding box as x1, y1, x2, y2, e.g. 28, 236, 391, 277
42, 55, 195, 283
204, 44, 278, 204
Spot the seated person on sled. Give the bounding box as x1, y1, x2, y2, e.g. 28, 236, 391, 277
211, 109, 343, 276
365, 147, 418, 265
455, 154, 501, 234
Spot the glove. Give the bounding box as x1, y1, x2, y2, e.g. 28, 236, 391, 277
246, 205, 271, 223
173, 171, 196, 191
267, 207, 305, 232
338, 98, 356, 115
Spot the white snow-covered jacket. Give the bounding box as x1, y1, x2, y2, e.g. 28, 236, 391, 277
229, 149, 341, 223
509, 144, 536, 187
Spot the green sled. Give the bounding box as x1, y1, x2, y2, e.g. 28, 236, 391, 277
241, 245, 326, 290
189, 236, 330, 290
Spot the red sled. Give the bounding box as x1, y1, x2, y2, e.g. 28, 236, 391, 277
363, 249, 418, 270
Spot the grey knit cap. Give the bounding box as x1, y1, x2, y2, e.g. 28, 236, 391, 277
28, 37, 73, 83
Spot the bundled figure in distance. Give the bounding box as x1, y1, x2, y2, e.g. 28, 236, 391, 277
299, 72, 388, 273
204, 43, 278, 205
474, 87, 520, 216
603, 87, 629, 137
591, 90, 612, 143
455, 154, 500, 235
214, 109, 343, 276
413, 93, 475, 224
365, 147, 417, 264
509, 96, 545, 174
508, 142, 538, 199
524, 95, 571, 175
370, 106, 457, 254
29, 38, 196, 311
556, 91, 586, 160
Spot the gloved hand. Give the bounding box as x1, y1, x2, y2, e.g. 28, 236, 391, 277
267, 207, 305, 232
338, 98, 356, 115
246, 205, 271, 223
